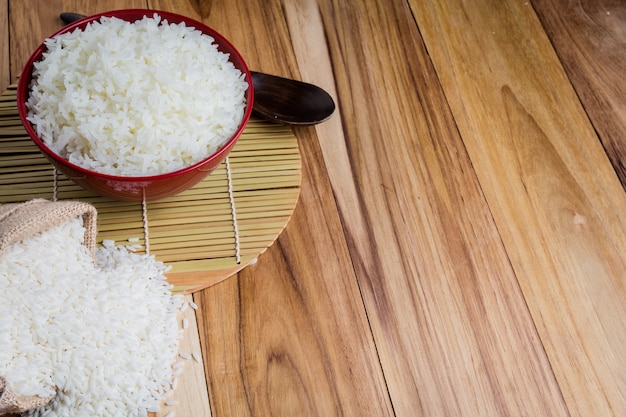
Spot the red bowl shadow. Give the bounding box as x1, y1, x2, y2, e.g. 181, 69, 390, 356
17, 9, 254, 201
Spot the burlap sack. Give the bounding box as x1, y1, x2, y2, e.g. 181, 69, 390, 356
0, 199, 98, 415
0, 199, 97, 261
0, 376, 52, 415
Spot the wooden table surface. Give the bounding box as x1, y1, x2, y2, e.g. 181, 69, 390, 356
2, 0, 625, 416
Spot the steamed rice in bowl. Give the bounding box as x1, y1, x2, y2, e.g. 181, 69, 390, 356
27, 13, 247, 176
18, 10, 253, 200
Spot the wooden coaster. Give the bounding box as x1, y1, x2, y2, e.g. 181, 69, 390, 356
0, 85, 301, 293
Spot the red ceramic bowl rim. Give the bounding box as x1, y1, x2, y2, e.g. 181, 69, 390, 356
17, 9, 254, 181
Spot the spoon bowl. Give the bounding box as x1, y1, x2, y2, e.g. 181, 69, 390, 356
251, 72, 335, 125
61, 12, 336, 125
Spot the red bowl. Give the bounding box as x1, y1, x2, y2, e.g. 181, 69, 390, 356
17, 9, 253, 201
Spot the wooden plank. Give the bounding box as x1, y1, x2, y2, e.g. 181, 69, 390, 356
410, 0, 626, 416
0, 0, 8, 93
532, 0, 626, 189
286, 0, 570, 415
156, 294, 212, 417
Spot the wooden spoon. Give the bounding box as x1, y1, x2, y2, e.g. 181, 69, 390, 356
59, 12, 336, 125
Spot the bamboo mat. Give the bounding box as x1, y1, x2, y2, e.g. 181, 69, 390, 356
0, 85, 301, 293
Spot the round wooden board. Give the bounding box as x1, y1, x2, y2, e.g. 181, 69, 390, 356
0, 85, 301, 293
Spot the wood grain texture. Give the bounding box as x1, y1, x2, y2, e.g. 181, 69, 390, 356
0, 0, 8, 93
192, 100, 394, 415
292, 0, 568, 415
4, 0, 626, 416
532, 0, 626, 188
157, 295, 212, 417
410, 0, 626, 415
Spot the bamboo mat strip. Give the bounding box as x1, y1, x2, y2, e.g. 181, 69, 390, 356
0, 85, 301, 293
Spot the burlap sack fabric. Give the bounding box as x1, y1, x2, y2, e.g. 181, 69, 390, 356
0, 199, 98, 415
0, 376, 51, 415
0, 199, 97, 260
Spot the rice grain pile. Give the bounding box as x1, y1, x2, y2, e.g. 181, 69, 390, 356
0, 218, 183, 416
26, 14, 248, 176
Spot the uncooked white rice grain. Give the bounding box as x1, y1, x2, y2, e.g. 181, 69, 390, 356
0, 218, 182, 416
192, 352, 201, 362
189, 301, 198, 310
179, 352, 191, 360
101, 239, 115, 248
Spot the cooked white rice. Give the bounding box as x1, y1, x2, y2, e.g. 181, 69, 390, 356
26, 14, 248, 176
0, 218, 183, 416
